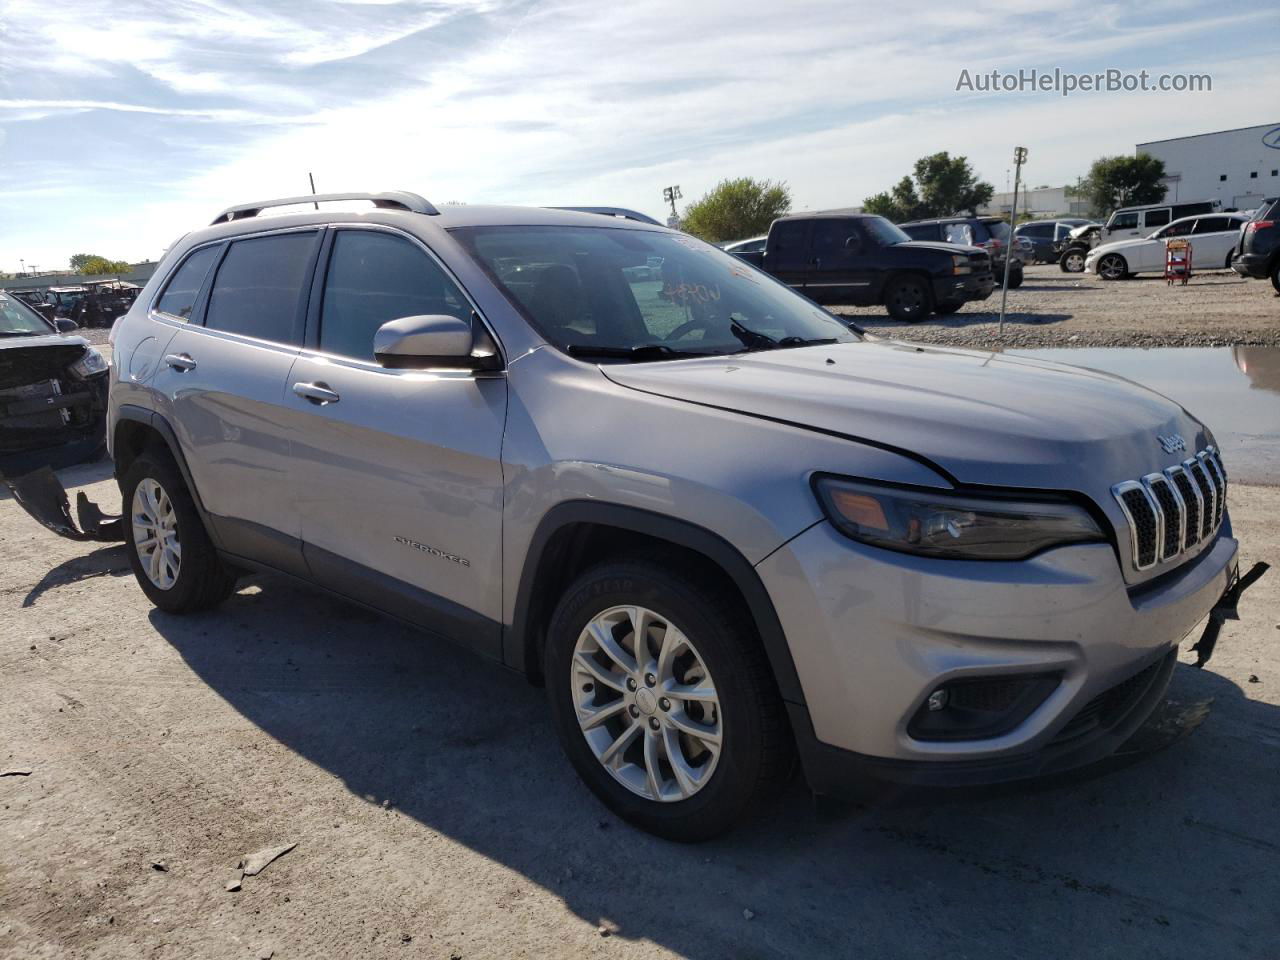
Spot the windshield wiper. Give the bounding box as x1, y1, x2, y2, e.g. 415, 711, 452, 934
565, 343, 723, 362
777, 336, 840, 347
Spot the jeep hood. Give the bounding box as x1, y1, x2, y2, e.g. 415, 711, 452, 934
600, 340, 1210, 493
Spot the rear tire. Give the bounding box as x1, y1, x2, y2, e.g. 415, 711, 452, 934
884, 275, 933, 322
544, 558, 792, 842
1007, 267, 1024, 289
121, 449, 236, 613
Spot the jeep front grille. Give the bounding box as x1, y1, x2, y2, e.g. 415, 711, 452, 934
1111, 446, 1227, 571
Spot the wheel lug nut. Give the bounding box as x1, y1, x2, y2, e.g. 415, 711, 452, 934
627, 678, 637, 691
648, 717, 660, 731
645, 673, 656, 687
659, 698, 671, 711
629, 705, 640, 718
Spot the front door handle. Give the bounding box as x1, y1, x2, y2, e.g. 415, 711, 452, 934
292, 381, 340, 405
164, 353, 196, 372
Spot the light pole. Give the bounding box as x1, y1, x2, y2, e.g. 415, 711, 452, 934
662, 185, 682, 227
998, 146, 1027, 341
19, 259, 25, 276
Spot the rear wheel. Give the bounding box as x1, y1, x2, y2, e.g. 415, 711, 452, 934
121, 449, 236, 613
1060, 248, 1086, 273
884, 275, 932, 322
545, 559, 791, 841
1097, 253, 1128, 281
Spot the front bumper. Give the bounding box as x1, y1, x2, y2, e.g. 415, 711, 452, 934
932, 271, 994, 304
758, 518, 1238, 792
1231, 252, 1270, 279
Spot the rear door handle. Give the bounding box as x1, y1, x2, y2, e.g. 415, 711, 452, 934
292, 381, 340, 405
164, 353, 196, 372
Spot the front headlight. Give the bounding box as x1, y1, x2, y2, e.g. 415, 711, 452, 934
70, 347, 109, 378
950, 254, 971, 275
814, 476, 1105, 560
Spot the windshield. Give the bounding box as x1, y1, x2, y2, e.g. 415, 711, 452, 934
862, 217, 911, 246
0, 292, 55, 336
453, 225, 858, 360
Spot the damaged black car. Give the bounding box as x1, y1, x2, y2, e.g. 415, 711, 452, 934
0, 291, 110, 474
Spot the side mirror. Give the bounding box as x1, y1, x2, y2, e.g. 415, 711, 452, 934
373, 314, 500, 371
55, 317, 79, 333
844, 235, 863, 252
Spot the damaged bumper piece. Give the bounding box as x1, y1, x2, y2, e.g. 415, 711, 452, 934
1, 466, 124, 542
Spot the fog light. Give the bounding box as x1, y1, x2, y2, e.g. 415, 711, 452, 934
926, 688, 949, 712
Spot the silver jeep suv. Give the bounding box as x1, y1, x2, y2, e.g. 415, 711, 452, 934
108, 191, 1238, 841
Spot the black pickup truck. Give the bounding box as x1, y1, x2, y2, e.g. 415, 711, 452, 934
731, 212, 994, 321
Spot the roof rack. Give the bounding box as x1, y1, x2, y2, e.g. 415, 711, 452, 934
549, 206, 662, 226
210, 191, 440, 225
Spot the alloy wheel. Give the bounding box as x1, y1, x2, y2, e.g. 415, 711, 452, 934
571, 605, 722, 802
1098, 254, 1126, 280
1063, 251, 1085, 272
132, 478, 181, 590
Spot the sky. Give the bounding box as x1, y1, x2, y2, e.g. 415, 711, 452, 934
1, 0, 1277, 273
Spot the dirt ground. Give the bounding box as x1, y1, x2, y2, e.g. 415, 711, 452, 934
1, 460, 1278, 960
832, 264, 1280, 348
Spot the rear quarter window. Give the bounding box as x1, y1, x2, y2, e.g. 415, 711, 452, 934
154, 245, 220, 320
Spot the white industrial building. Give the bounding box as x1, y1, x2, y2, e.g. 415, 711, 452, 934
1137, 123, 1280, 211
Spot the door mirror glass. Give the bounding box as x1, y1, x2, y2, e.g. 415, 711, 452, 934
55, 317, 79, 332
373, 314, 497, 370
844, 234, 863, 252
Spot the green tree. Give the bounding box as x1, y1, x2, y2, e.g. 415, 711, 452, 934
863, 152, 994, 222
1080, 154, 1167, 218
680, 177, 792, 243
70, 254, 132, 275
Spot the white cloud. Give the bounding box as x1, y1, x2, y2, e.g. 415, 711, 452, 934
1, 0, 1276, 268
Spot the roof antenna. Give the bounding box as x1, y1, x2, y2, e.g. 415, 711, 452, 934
308, 172, 319, 211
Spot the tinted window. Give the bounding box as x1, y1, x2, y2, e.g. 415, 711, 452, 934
901, 224, 938, 241
320, 231, 470, 360
155, 245, 219, 319
810, 220, 859, 258
1019, 223, 1053, 237
1158, 220, 1194, 238
1143, 209, 1171, 228
1110, 212, 1140, 230
770, 221, 809, 252
1174, 202, 1214, 218
205, 233, 317, 344
1192, 217, 1235, 234
860, 217, 911, 245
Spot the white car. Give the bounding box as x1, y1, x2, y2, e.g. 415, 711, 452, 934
1086, 213, 1249, 280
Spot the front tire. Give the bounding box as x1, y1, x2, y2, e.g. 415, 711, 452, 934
884, 275, 932, 322
1006, 267, 1024, 289
1097, 253, 1128, 280
121, 449, 236, 613
1060, 248, 1086, 273
544, 559, 791, 842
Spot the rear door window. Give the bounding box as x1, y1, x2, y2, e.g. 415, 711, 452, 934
154, 245, 220, 320
942, 223, 975, 244
1192, 217, 1234, 234
318, 230, 471, 361
901, 224, 939, 241
1142, 209, 1171, 229
204, 232, 318, 345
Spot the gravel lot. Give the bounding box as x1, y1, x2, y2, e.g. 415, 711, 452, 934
833, 264, 1280, 349
2, 461, 1278, 960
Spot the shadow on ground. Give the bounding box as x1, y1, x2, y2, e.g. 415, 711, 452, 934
143, 573, 1280, 958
